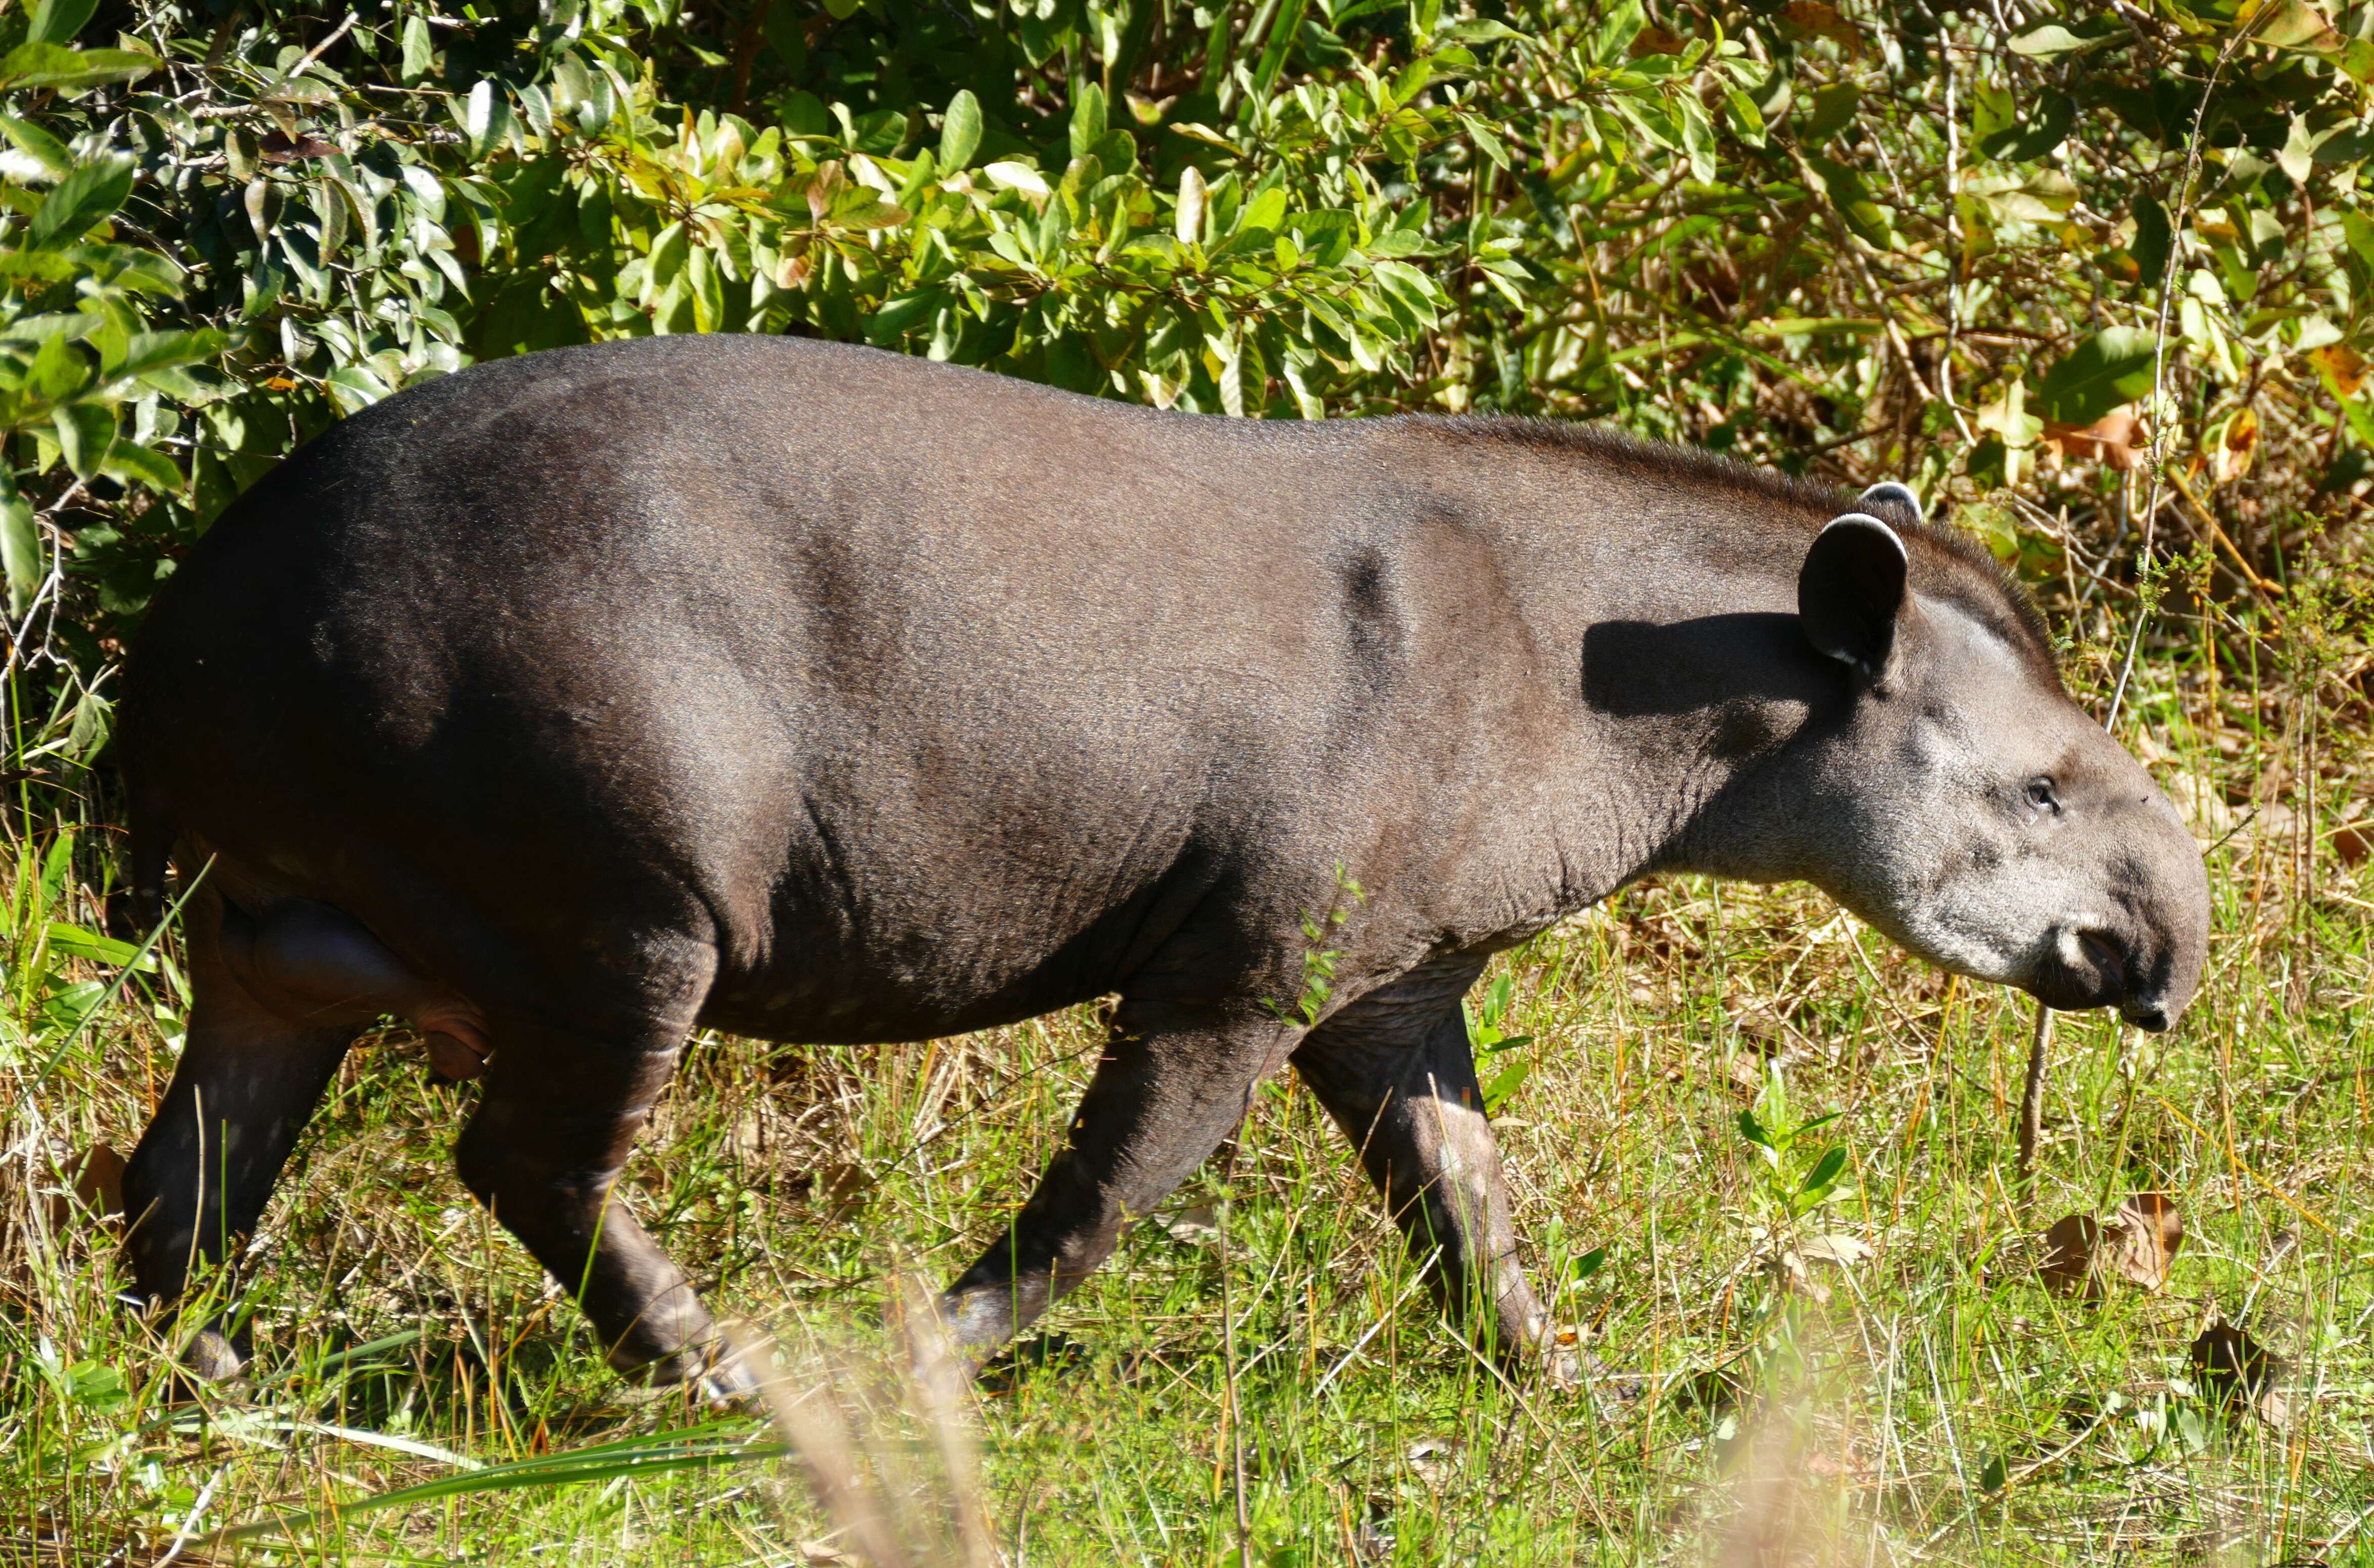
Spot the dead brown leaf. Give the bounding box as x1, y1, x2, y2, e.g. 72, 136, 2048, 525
2041, 1193, 2184, 1296
1779, 0, 1861, 51
2106, 1191, 2182, 1290
2189, 1321, 2281, 1419
2208, 406, 2259, 484
2311, 341, 2369, 399
47, 1143, 124, 1232
259, 130, 339, 163
1628, 23, 1687, 55
1405, 1435, 1462, 1485
2038, 1214, 2106, 1298
2043, 407, 2146, 471
1161, 1203, 1220, 1246
796, 1161, 873, 1222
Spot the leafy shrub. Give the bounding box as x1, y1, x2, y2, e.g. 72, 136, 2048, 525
0, 0, 2364, 715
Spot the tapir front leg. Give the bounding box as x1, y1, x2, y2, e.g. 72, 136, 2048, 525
122, 885, 358, 1377
940, 1006, 1296, 1362
1291, 959, 1573, 1380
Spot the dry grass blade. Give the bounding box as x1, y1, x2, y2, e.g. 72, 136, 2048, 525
739, 1329, 922, 1568
735, 1294, 993, 1568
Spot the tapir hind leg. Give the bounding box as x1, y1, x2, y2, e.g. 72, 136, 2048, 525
121, 884, 359, 1376
1290, 958, 1575, 1382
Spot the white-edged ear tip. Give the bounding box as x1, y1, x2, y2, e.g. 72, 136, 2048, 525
1816, 510, 1907, 561
1857, 481, 1924, 522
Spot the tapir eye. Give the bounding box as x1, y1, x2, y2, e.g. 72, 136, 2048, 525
2025, 777, 2060, 812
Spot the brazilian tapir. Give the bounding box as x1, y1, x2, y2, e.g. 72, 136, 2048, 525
115, 334, 2210, 1392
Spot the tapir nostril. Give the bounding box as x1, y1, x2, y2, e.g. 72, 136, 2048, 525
2124, 1001, 2172, 1033
2076, 929, 2127, 991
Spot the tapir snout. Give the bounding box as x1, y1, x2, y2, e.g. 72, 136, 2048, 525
2034, 775, 2211, 1032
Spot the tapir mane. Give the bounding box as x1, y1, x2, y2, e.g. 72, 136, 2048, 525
1438, 414, 2062, 689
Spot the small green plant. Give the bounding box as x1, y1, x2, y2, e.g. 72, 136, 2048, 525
1277, 863, 1365, 1029
1463, 971, 1534, 1116
1734, 1067, 1852, 1223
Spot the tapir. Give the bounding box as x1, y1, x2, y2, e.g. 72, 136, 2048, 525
115, 335, 2210, 1392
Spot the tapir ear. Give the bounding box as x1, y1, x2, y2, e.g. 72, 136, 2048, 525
1799, 512, 1910, 678
1857, 481, 1924, 526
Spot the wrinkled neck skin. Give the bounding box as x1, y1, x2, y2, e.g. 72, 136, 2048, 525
1576, 600, 1840, 897
1526, 519, 1839, 907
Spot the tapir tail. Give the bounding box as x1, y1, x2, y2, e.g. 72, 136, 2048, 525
127, 786, 172, 935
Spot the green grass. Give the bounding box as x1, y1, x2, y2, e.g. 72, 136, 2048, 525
5, 661, 2371, 1565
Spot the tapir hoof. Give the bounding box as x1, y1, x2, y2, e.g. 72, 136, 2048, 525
1540, 1343, 1585, 1392
617, 1339, 764, 1408
426, 1031, 486, 1081
182, 1323, 249, 1385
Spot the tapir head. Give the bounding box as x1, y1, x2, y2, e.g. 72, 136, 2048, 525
1775, 486, 2211, 1031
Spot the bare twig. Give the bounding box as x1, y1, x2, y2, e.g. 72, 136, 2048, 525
2015, 1001, 2053, 1198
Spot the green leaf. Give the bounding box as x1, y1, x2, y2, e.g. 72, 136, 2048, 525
262, 75, 338, 110
1236, 184, 1288, 234
457, 80, 514, 160
215, 1422, 786, 1542
939, 89, 982, 170
1724, 86, 1766, 148
20, 329, 88, 406
1798, 1144, 1848, 1198
2255, 0, 2342, 51
325, 362, 392, 412
45, 921, 154, 969
1251, 0, 1315, 98
1458, 111, 1509, 170
25, 0, 97, 48
1799, 82, 1858, 144
401, 13, 434, 82
1736, 1109, 1771, 1148
1966, 167, 2079, 225
1069, 81, 1106, 160
2034, 327, 2160, 426
1480, 1057, 1530, 1115
0, 490, 39, 617
0, 249, 80, 286
2278, 114, 2317, 185
28, 156, 132, 249
52, 401, 110, 478
98, 437, 181, 492
2006, 19, 2117, 56
1175, 165, 1206, 246
0, 114, 73, 179
1975, 89, 2072, 162
1806, 155, 1890, 249
1563, 1246, 1607, 1285
110, 329, 224, 382
2131, 194, 2173, 283
0, 43, 158, 89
